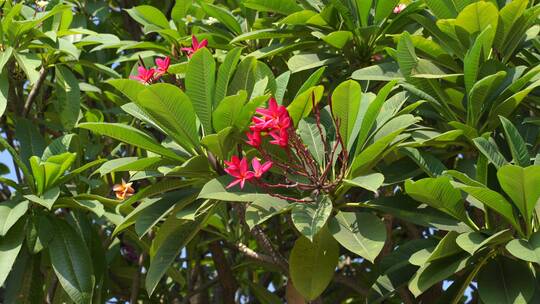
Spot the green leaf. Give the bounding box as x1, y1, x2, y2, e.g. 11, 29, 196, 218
456, 230, 512, 255
322, 31, 352, 49
107, 79, 146, 104
200, 3, 242, 34
55, 65, 81, 130
506, 231, 540, 265
213, 91, 247, 132
374, 0, 399, 22
343, 173, 384, 193
0, 219, 26, 287
287, 86, 323, 127
125, 5, 170, 31
291, 195, 333, 241
197, 176, 265, 202
356, 80, 398, 149
467, 71, 506, 126
78, 122, 183, 161
424, 0, 458, 19
295, 66, 325, 98
0, 72, 8, 118
495, 0, 528, 51
463, 26, 492, 94
328, 212, 386, 263
186, 47, 216, 134
401, 147, 446, 177
497, 165, 540, 226
215, 47, 242, 104
243, 0, 302, 15
0, 199, 29, 236
454, 184, 521, 233
15, 117, 46, 167
405, 176, 468, 222
408, 254, 470, 297
24, 187, 60, 210
137, 83, 200, 153
473, 137, 508, 168
297, 118, 325, 166
49, 220, 95, 304
426, 231, 462, 263
245, 196, 291, 230
146, 209, 213, 296
499, 116, 530, 167
478, 257, 535, 304
289, 228, 339, 300
454, 1, 498, 38
351, 63, 404, 81
331, 80, 362, 149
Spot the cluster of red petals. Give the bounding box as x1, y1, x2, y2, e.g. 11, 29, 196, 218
181, 35, 208, 58
246, 97, 292, 148
130, 56, 170, 84
224, 156, 272, 189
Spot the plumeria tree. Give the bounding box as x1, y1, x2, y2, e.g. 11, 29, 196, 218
1, 0, 540, 303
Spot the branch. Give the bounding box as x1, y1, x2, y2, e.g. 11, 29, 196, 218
129, 253, 145, 304
22, 66, 47, 117
208, 241, 238, 304
234, 242, 279, 266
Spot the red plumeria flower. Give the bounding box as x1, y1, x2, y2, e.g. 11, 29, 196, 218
246, 131, 262, 147
256, 98, 289, 123
155, 56, 170, 76
130, 66, 156, 84
181, 35, 208, 58
269, 128, 289, 148
252, 158, 272, 178
224, 156, 254, 189
393, 3, 406, 14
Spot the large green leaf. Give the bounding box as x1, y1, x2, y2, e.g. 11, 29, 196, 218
243, 0, 302, 15
55, 65, 81, 130
454, 184, 521, 233
331, 80, 362, 149
456, 230, 512, 255
497, 165, 540, 226
343, 173, 384, 193
78, 122, 183, 161
506, 231, 540, 265
245, 196, 291, 230
473, 137, 508, 168
185, 47, 216, 134
328, 212, 386, 262
146, 209, 213, 296
405, 176, 468, 223
0, 199, 29, 236
478, 257, 534, 304
137, 83, 200, 153
215, 47, 242, 104
467, 71, 506, 126
499, 116, 530, 167
289, 228, 338, 300
49, 220, 95, 304
463, 26, 492, 94
0, 219, 26, 287
287, 86, 324, 126
200, 3, 242, 34
408, 254, 470, 297
212, 91, 247, 132
291, 195, 333, 241
297, 118, 325, 166
125, 5, 170, 31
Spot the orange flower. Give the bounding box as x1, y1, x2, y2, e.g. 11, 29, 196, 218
113, 179, 135, 200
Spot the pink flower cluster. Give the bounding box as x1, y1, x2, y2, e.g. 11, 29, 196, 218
224, 156, 272, 189
393, 3, 407, 14
130, 56, 170, 84
131, 35, 209, 84
181, 35, 208, 58
246, 97, 292, 148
